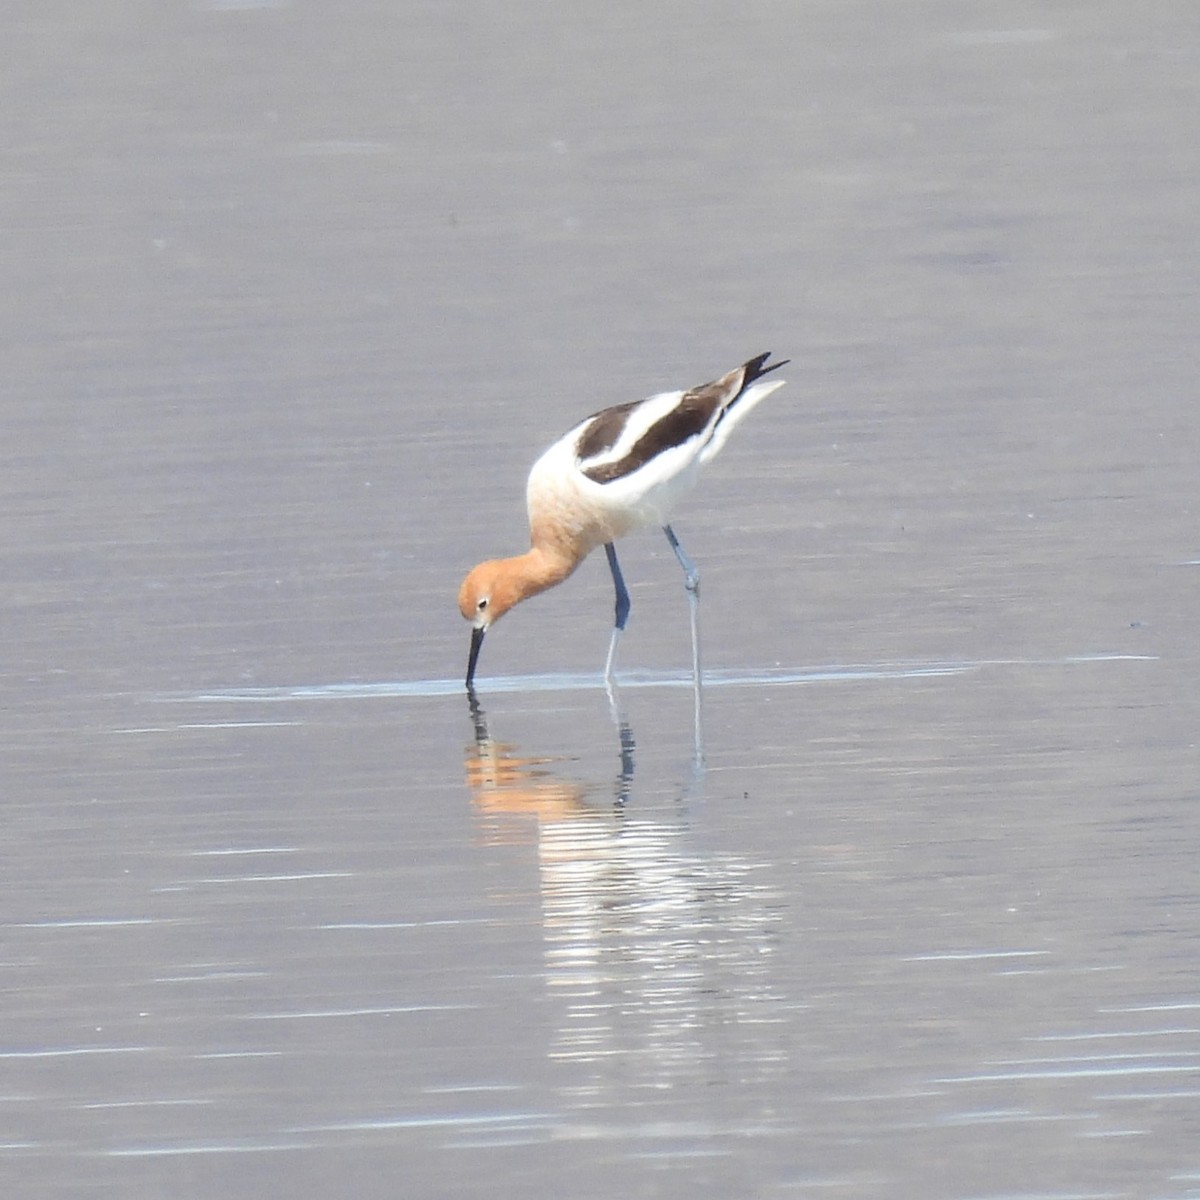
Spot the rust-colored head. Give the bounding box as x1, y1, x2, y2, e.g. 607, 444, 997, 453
457, 559, 524, 631
458, 558, 528, 688
458, 550, 577, 687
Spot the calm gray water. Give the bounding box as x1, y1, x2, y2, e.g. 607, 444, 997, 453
4, 2, 1200, 1197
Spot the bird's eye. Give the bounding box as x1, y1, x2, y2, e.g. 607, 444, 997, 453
477, 597, 489, 611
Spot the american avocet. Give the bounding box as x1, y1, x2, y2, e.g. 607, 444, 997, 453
459, 352, 788, 687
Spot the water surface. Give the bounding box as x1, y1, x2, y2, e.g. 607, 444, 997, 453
3, 2, 1200, 1197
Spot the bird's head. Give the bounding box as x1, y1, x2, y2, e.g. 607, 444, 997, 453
458, 559, 526, 687
457, 559, 524, 631
458, 549, 575, 687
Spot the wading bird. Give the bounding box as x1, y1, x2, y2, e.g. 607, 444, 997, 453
458, 352, 787, 687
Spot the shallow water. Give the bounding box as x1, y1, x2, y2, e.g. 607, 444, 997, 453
4, 2, 1200, 1197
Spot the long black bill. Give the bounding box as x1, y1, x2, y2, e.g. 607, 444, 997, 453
466, 626, 486, 687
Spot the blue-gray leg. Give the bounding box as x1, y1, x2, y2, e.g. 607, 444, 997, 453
605, 542, 631, 629
603, 542, 630, 683
663, 524, 699, 597
663, 524, 704, 761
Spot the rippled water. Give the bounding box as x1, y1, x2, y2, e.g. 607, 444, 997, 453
4, 2, 1200, 1198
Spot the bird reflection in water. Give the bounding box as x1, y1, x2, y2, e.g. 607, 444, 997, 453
463, 689, 785, 1108
466, 686, 635, 813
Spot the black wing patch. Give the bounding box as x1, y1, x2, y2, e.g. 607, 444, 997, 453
576, 353, 789, 486
580, 394, 717, 485
575, 400, 640, 462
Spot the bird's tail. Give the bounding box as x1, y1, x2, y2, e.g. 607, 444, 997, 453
739, 351, 789, 392
699, 352, 788, 465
